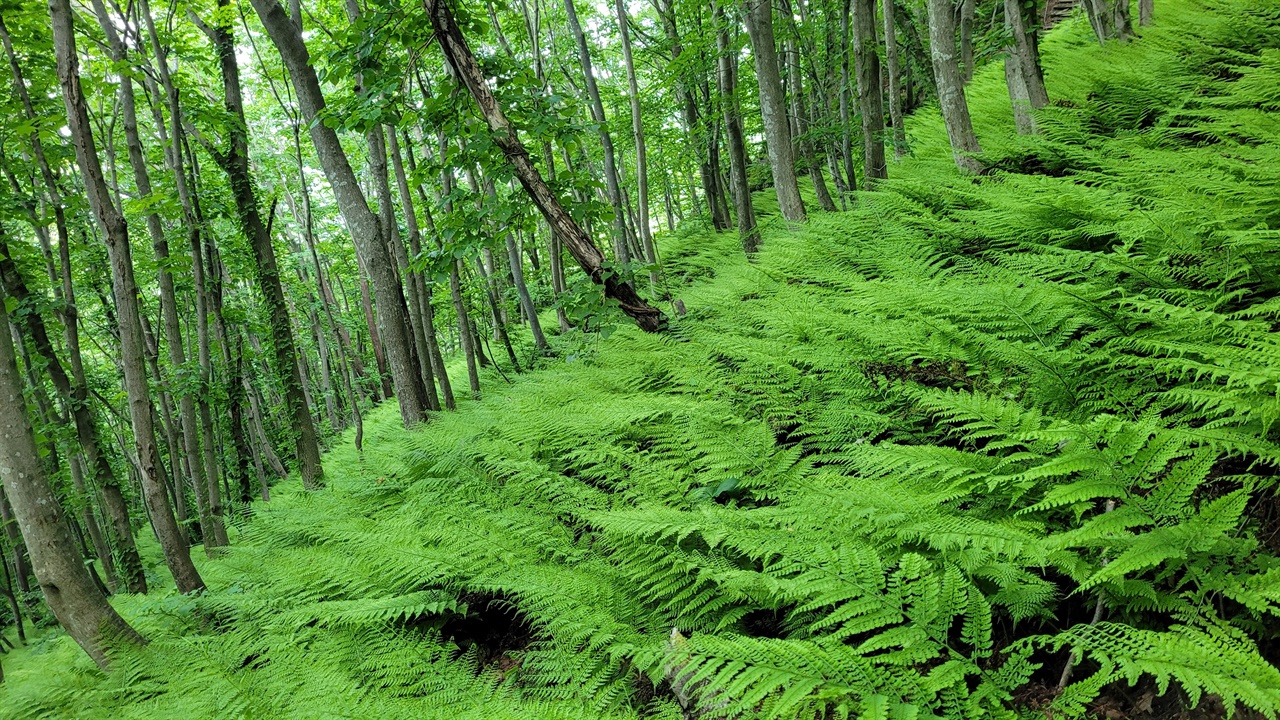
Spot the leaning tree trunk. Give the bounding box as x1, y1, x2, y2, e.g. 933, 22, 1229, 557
0, 297, 145, 669
0, 18, 146, 594
854, 0, 887, 182
389, 129, 453, 408
250, 0, 427, 427
51, 0, 205, 594
742, 0, 808, 223
206, 5, 325, 489
714, 0, 760, 253
139, 0, 229, 545
90, 0, 217, 549
425, 0, 667, 332
926, 0, 983, 174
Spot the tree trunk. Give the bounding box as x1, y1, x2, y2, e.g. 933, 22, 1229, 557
1139, 0, 1152, 26
781, 19, 839, 212
0, 489, 30, 594
564, 0, 632, 268
714, 1, 760, 253
250, 0, 427, 427
203, 5, 325, 490
854, 0, 887, 182
0, 288, 145, 669
1084, 0, 1114, 43
365, 123, 436, 412
389, 128, 452, 408
613, 0, 658, 280
926, 0, 983, 173
882, 0, 908, 159
51, 0, 205, 593
1, 15, 145, 594
960, 0, 975, 82
138, 0, 230, 551
742, 0, 808, 223
839, 0, 859, 190
1005, 0, 1049, 115
490, 186, 549, 352
425, 0, 667, 332
1113, 0, 1132, 40
90, 0, 217, 550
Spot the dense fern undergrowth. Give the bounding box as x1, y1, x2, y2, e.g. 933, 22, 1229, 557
7, 1, 1280, 716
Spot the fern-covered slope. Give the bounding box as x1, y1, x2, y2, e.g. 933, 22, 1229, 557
6, 0, 1280, 717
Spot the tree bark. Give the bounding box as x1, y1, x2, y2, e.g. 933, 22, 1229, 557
90, 0, 218, 549
613, 0, 657, 279
1139, 0, 1152, 26
51, 0, 204, 593
883, 0, 908, 159
0, 290, 145, 669
388, 128, 451, 407
854, 0, 887, 182
742, 0, 808, 223
139, 0, 229, 546
0, 20, 146, 594
250, 0, 427, 426
714, 1, 760, 253
202, 6, 324, 489
425, 0, 667, 332
361, 117, 436, 412
926, 0, 983, 173
839, 0, 859, 190
564, 0, 632, 268
960, 0, 975, 82
1005, 0, 1049, 114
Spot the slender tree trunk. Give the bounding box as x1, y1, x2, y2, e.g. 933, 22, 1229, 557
1139, 0, 1152, 26
883, 0, 907, 159
364, 122, 436, 412
839, 0, 859, 190
138, 0, 229, 549
926, 0, 983, 173
714, 2, 760, 253
251, 0, 426, 427
1084, 0, 1114, 43
0, 543, 24, 642
742, 0, 808, 223
854, 0, 887, 182
960, 0, 975, 82
479, 178, 548, 352
613, 0, 657, 280
564, 0, 632, 268
389, 129, 452, 408
1113, 0, 1132, 40
90, 0, 217, 549
2, 16, 147, 591
425, 0, 667, 332
0, 298, 145, 668
657, 0, 730, 231
0, 235, 116, 591
202, 7, 324, 490
0, 489, 30, 593
51, 0, 205, 593
1005, 0, 1049, 114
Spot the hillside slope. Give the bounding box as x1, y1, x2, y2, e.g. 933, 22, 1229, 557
5, 0, 1280, 717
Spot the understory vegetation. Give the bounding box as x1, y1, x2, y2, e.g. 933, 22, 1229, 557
6, 0, 1280, 717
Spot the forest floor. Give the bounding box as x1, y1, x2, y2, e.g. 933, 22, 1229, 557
5, 0, 1280, 717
